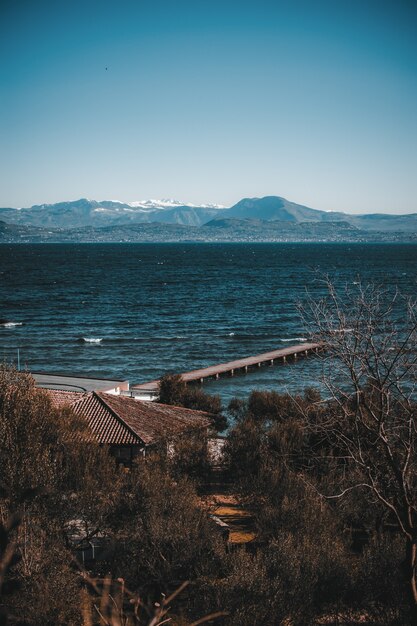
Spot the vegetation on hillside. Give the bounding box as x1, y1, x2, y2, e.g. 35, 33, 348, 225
1, 282, 416, 624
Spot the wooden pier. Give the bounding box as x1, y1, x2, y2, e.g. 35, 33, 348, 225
132, 342, 322, 392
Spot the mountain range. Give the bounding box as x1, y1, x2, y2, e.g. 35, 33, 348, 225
0, 198, 223, 228
1, 196, 417, 242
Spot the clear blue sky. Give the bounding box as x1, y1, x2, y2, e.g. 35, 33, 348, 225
1, 0, 416, 212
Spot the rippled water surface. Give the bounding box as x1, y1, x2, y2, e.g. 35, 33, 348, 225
1, 243, 417, 402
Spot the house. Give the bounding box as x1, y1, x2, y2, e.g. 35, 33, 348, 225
34, 371, 158, 401
47, 389, 212, 464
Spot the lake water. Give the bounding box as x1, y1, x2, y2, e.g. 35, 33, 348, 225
1, 243, 416, 404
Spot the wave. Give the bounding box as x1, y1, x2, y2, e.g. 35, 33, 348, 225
79, 335, 191, 345
223, 332, 285, 341
77, 335, 191, 345
281, 337, 307, 343
152, 335, 189, 341
0, 321, 23, 327
81, 337, 103, 343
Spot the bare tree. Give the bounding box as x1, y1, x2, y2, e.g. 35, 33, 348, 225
299, 279, 417, 618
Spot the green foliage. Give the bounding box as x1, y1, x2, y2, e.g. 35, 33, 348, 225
0, 365, 413, 625
0, 368, 226, 624
158, 373, 228, 431
247, 387, 321, 423
223, 416, 266, 485
220, 385, 413, 623
158, 373, 187, 406
168, 431, 211, 481
110, 459, 225, 591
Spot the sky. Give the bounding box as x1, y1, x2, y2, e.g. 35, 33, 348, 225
1, 0, 417, 213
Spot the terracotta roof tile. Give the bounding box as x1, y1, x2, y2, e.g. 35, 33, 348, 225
70, 392, 211, 446
45, 389, 87, 409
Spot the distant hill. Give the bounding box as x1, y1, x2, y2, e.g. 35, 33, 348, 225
223, 196, 417, 232
1, 195, 417, 240
222, 196, 334, 222
350, 212, 417, 232
202, 217, 362, 240
1, 217, 416, 244
0, 219, 48, 239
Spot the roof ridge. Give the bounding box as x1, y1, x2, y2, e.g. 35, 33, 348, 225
151, 400, 212, 416
94, 392, 144, 445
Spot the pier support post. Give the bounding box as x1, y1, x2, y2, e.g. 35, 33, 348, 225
244, 365, 248, 373
270, 359, 274, 366
215, 373, 219, 380
283, 356, 286, 364
230, 369, 234, 377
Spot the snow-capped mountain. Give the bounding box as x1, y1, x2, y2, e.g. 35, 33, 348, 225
0, 196, 416, 232
0, 198, 226, 228
125, 198, 225, 210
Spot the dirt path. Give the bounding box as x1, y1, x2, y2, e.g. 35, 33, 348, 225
209, 493, 256, 544
202, 467, 256, 545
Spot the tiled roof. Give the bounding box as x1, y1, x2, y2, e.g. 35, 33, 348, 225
45, 389, 87, 408
70, 391, 211, 446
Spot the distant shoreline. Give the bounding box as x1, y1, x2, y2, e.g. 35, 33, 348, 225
2, 240, 417, 245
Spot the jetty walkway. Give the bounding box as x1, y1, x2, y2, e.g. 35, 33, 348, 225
132, 342, 322, 393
